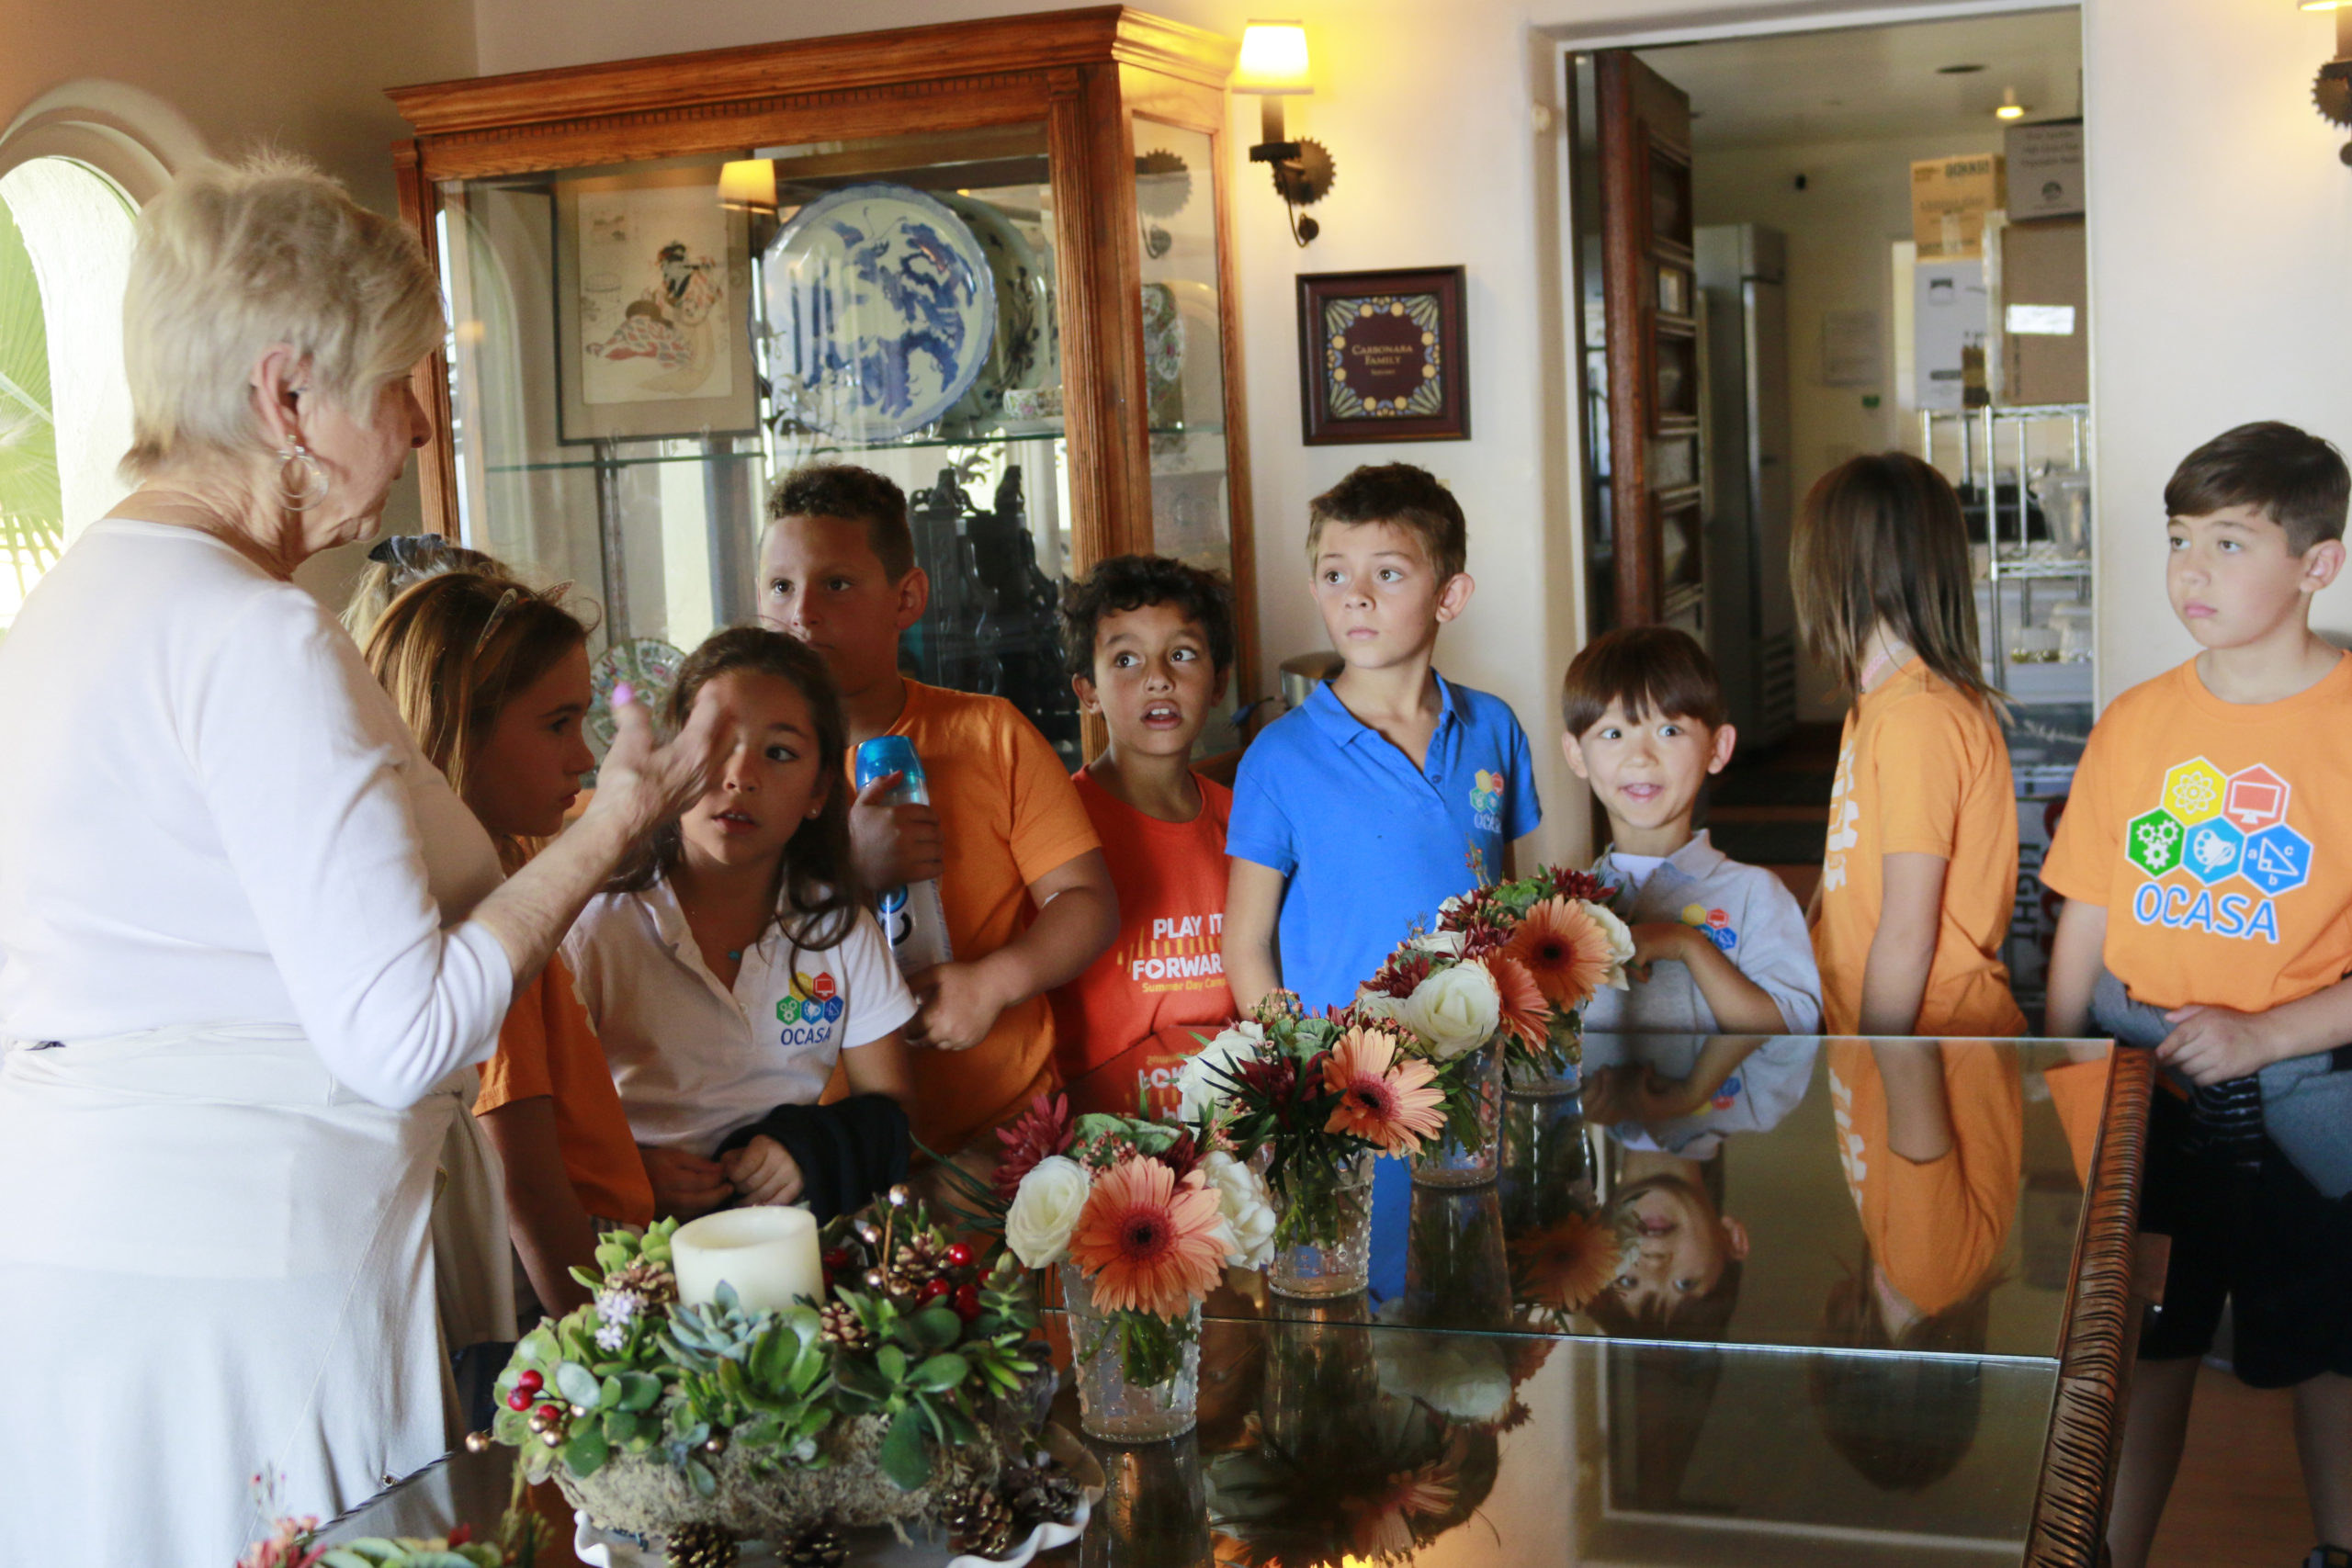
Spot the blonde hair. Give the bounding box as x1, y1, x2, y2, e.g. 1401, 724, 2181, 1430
1792, 452, 1991, 705
341, 534, 514, 644
362, 571, 591, 868
120, 153, 444, 481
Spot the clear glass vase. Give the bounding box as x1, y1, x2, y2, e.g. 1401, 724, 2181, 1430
1504, 1018, 1583, 1099
1061, 1263, 1201, 1442
1411, 1039, 1504, 1187
1265, 1149, 1375, 1298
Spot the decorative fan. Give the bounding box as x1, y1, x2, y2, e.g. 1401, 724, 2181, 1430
586, 637, 688, 762
0, 194, 62, 626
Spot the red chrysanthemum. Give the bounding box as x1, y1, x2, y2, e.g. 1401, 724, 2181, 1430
1067, 1156, 1228, 1318
993, 1091, 1074, 1201
1506, 897, 1619, 1010
1320, 1026, 1445, 1156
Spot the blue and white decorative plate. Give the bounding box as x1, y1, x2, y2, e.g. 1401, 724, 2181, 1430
761, 183, 997, 441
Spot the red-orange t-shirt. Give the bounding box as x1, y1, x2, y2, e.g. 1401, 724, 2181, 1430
1049, 769, 1234, 1080
475, 953, 655, 1228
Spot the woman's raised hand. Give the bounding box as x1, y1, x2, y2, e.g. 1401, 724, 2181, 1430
587, 682, 727, 838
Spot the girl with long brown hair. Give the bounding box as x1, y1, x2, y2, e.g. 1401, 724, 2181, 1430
1792, 451, 2025, 1041
568, 626, 916, 1223
364, 570, 653, 1319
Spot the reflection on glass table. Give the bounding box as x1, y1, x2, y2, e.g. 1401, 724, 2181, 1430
330, 1313, 2065, 1566
1043, 1032, 2118, 1359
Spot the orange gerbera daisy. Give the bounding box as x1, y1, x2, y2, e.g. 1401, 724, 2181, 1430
1067, 1155, 1227, 1319
1483, 953, 1552, 1052
1321, 1026, 1445, 1156
1340, 1461, 1458, 1558
1506, 897, 1619, 1010
1510, 1209, 1628, 1315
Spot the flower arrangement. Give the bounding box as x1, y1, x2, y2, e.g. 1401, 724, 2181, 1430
237, 1464, 551, 1568
1209, 1395, 1472, 1568
1177, 993, 1442, 1255
481, 1201, 1087, 1558
994, 1103, 1269, 1390
1425, 865, 1634, 1080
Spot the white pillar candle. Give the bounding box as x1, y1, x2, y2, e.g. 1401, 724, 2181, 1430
671, 1206, 823, 1313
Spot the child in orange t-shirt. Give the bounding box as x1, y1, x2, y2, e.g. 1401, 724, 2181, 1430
1796, 453, 2025, 1038
2041, 423, 2352, 1568
758, 465, 1117, 1154
1047, 555, 1238, 1081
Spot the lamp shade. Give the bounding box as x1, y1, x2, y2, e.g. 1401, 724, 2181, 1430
718, 158, 777, 211
1234, 21, 1312, 95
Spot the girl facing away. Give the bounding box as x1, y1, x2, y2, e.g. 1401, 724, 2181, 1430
1794, 452, 2027, 1040
568, 627, 916, 1224
361, 571, 654, 1320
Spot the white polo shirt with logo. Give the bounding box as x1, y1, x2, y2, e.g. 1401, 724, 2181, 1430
563, 876, 918, 1154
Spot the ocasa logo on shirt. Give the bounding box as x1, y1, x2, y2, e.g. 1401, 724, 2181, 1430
1678, 903, 1737, 953
777, 970, 844, 1027
1470, 770, 1505, 832
2124, 757, 2312, 943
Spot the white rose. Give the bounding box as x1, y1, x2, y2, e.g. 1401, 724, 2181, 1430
1583, 901, 1638, 990
1199, 1150, 1276, 1269
1373, 1336, 1512, 1422
1351, 986, 1408, 1024
1175, 1023, 1262, 1120
1412, 930, 1467, 958
1005, 1156, 1091, 1269
1402, 960, 1501, 1060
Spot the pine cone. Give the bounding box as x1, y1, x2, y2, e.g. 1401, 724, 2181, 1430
612, 1259, 679, 1310
1001, 1456, 1083, 1529
774, 1522, 848, 1568
664, 1522, 740, 1568
818, 1301, 870, 1350
938, 1481, 1015, 1558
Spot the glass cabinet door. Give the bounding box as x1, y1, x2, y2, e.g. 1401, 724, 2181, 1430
436, 124, 1082, 763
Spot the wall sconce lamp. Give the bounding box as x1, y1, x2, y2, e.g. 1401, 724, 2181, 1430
718, 159, 777, 216
2306, 1, 2352, 162
1235, 20, 1334, 246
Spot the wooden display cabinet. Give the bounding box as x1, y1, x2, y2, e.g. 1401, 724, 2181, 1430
387, 6, 1256, 764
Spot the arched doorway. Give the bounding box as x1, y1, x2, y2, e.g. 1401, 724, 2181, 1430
0, 156, 135, 638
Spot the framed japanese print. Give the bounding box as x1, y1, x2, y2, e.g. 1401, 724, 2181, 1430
552, 164, 759, 445
1295, 265, 1469, 445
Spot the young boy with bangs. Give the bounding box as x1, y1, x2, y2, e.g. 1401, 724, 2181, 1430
1561, 626, 1820, 1134
757, 464, 1118, 1154
1222, 463, 1543, 1015
2041, 422, 2352, 1568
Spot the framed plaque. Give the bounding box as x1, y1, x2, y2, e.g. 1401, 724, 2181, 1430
1295, 265, 1469, 445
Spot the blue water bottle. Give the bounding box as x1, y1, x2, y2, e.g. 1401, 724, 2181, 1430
854, 736, 955, 975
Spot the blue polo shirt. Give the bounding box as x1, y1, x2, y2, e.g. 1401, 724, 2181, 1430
1227, 674, 1543, 1011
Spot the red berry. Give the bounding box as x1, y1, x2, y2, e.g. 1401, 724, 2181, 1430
515, 1370, 544, 1395
919, 1278, 950, 1303
944, 1243, 975, 1269
953, 1283, 982, 1321
823, 1248, 851, 1269
505, 1387, 534, 1412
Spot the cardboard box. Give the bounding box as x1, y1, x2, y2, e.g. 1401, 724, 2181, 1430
1999, 218, 2087, 407
2005, 118, 2085, 220
1915, 257, 1989, 412
1912, 152, 2007, 259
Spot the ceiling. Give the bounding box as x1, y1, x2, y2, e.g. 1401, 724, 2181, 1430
1636, 9, 2084, 152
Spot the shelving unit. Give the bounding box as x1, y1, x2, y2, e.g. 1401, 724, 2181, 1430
1920, 402, 2093, 697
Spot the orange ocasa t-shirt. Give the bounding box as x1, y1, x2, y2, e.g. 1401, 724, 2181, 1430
851, 681, 1102, 1153
1048, 768, 1235, 1080
1812, 659, 2026, 1037
475, 952, 655, 1228
2041, 655, 2352, 1013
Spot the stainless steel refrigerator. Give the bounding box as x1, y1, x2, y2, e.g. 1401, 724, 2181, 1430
1694, 223, 1795, 748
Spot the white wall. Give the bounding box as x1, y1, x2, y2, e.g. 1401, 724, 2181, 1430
2085, 0, 2352, 696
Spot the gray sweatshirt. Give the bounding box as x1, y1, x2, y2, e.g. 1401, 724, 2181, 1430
1581, 831, 1824, 1037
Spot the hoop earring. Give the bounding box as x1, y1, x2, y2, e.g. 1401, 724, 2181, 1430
274, 444, 329, 513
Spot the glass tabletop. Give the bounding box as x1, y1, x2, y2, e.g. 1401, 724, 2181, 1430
337, 1311, 2061, 1566
1036, 1032, 2118, 1363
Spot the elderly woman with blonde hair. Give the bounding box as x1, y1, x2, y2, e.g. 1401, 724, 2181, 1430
0, 156, 721, 1566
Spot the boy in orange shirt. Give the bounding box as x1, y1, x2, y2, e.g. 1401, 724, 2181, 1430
1048, 554, 1238, 1079
758, 465, 1118, 1153
2041, 423, 2352, 1568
